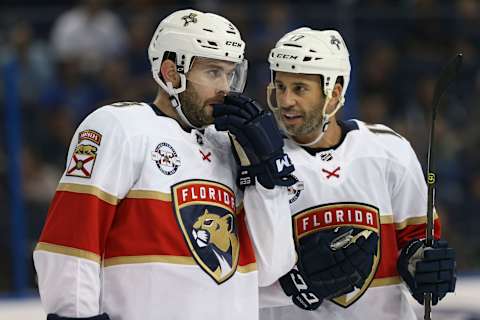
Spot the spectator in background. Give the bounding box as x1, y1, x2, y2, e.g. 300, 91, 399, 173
50, 0, 127, 74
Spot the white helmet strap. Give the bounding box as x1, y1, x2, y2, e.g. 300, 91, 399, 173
153, 67, 205, 130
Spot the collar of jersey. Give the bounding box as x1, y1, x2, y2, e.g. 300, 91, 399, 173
302, 120, 359, 155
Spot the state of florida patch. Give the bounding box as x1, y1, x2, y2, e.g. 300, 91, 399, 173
66, 144, 98, 178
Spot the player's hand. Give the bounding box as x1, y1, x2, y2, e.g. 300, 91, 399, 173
279, 266, 323, 311
299, 227, 379, 298
397, 239, 456, 305
279, 227, 379, 311
213, 93, 295, 189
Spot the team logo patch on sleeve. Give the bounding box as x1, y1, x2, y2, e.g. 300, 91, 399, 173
293, 202, 381, 307
172, 180, 239, 284
66, 144, 98, 178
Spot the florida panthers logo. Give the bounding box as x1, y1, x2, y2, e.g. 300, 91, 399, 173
192, 209, 238, 278
172, 180, 239, 284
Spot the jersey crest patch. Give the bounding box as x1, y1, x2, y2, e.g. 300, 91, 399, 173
172, 180, 239, 284
293, 202, 381, 307
66, 144, 98, 178
151, 142, 181, 175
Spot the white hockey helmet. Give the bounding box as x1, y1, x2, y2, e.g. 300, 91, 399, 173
268, 27, 351, 101
148, 9, 248, 128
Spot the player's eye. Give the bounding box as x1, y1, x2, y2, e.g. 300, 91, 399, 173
293, 85, 307, 95
207, 68, 222, 78
275, 83, 286, 92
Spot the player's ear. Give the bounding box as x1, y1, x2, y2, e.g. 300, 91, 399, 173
160, 59, 181, 87
332, 83, 343, 100
327, 82, 343, 111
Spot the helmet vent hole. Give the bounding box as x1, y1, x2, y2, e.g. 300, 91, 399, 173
225, 52, 229, 56
226, 30, 236, 34
207, 41, 218, 46
203, 28, 213, 32
315, 57, 323, 60
303, 56, 312, 62
197, 39, 202, 43
309, 49, 316, 53
276, 63, 279, 67
292, 65, 295, 69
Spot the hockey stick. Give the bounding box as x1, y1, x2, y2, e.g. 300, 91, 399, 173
424, 53, 463, 320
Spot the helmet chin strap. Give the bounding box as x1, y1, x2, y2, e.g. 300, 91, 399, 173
153, 70, 206, 130
292, 92, 344, 147
165, 78, 205, 130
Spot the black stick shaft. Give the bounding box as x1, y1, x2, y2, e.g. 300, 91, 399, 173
423, 53, 462, 320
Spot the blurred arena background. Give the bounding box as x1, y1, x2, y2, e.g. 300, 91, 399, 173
1, 0, 479, 319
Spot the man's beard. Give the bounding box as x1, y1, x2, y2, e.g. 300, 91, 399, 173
179, 86, 213, 128
276, 103, 324, 137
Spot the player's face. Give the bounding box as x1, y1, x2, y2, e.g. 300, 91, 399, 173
180, 58, 236, 127
273, 71, 326, 138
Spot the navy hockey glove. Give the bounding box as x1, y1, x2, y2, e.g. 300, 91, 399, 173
213, 93, 295, 189
280, 227, 379, 310
279, 266, 323, 311
397, 239, 456, 305
47, 314, 110, 320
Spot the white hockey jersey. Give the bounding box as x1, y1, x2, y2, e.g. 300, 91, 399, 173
260, 120, 441, 320
34, 102, 296, 320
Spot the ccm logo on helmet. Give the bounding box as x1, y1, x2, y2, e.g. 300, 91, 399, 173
225, 40, 242, 47
276, 53, 298, 60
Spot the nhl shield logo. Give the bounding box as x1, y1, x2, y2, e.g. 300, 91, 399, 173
293, 202, 381, 307
172, 180, 239, 284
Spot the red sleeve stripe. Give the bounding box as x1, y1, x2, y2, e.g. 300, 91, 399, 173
57, 183, 119, 205
35, 242, 101, 263
39, 191, 117, 255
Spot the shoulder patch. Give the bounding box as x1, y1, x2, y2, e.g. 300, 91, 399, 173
79, 129, 102, 145
66, 143, 98, 178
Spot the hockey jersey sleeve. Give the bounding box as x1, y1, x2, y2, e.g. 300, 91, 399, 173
389, 139, 441, 249
242, 182, 296, 287
33, 107, 136, 318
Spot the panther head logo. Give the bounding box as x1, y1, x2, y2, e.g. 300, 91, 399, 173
192, 209, 238, 278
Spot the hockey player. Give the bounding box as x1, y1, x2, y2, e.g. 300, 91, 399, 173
33, 9, 296, 320
256, 28, 456, 319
